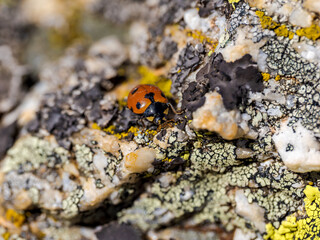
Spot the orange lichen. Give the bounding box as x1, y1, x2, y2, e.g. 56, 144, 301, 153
91, 122, 101, 130
256, 11, 279, 30
2, 232, 10, 240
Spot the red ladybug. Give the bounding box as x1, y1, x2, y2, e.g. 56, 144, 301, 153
127, 84, 170, 124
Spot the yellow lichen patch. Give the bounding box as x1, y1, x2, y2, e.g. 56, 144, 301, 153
228, 0, 240, 9
103, 125, 157, 140
274, 25, 294, 39
256, 11, 294, 39
91, 122, 101, 130
2, 232, 10, 240
275, 75, 281, 81
256, 11, 279, 30
162, 157, 173, 163
261, 72, 271, 81
256, 10, 320, 41
264, 185, 320, 240
138, 66, 172, 98
187, 30, 216, 45
104, 126, 139, 139
5, 209, 25, 228
296, 24, 320, 41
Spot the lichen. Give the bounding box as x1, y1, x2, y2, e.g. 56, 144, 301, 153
264, 185, 320, 240
62, 186, 84, 218
296, 24, 320, 41
256, 10, 320, 41
75, 144, 94, 177
138, 66, 172, 98
5, 209, 25, 228
262, 72, 271, 81
190, 141, 239, 173
2, 136, 69, 173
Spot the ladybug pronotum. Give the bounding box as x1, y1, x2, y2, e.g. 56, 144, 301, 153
127, 84, 170, 124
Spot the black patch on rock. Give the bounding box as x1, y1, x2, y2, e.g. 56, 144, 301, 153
113, 108, 140, 133
96, 223, 142, 240
153, 157, 186, 172
28, 83, 115, 149
156, 129, 167, 141
170, 43, 205, 95
181, 82, 207, 119
149, 0, 194, 37
198, 0, 233, 18
0, 121, 18, 159
159, 37, 178, 61
198, 53, 264, 110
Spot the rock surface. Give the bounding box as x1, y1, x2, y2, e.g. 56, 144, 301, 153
0, 0, 320, 240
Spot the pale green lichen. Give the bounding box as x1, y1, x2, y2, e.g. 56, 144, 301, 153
104, 152, 120, 182
190, 141, 240, 173
62, 187, 84, 218
2, 136, 69, 173
120, 143, 304, 233
75, 144, 94, 177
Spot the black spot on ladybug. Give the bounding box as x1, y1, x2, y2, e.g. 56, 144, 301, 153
144, 92, 155, 103
131, 87, 138, 95
136, 102, 141, 109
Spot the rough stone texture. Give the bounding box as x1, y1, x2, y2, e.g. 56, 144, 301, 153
0, 0, 320, 240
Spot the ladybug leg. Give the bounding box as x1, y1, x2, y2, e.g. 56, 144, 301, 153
158, 119, 175, 131
168, 103, 184, 115
138, 118, 146, 129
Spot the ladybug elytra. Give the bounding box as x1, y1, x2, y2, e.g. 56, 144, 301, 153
127, 84, 170, 124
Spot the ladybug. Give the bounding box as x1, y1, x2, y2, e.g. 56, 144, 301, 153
127, 84, 170, 124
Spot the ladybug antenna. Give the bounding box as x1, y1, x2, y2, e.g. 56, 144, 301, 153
168, 103, 183, 115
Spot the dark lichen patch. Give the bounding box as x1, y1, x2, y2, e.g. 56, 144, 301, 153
181, 81, 207, 118
198, 53, 264, 110
28, 84, 118, 148
170, 43, 206, 95
96, 223, 142, 240
198, 0, 233, 18
0, 121, 18, 159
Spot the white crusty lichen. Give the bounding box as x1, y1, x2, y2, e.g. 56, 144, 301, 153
273, 120, 320, 173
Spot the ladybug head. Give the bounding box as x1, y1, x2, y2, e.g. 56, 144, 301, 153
143, 102, 169, 124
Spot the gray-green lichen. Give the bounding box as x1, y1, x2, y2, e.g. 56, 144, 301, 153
190, 141, 240, 173
75, 144, 94, 177
62, 186, 84, 218
2, 136, 69, 173
120, 141, 304, 233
